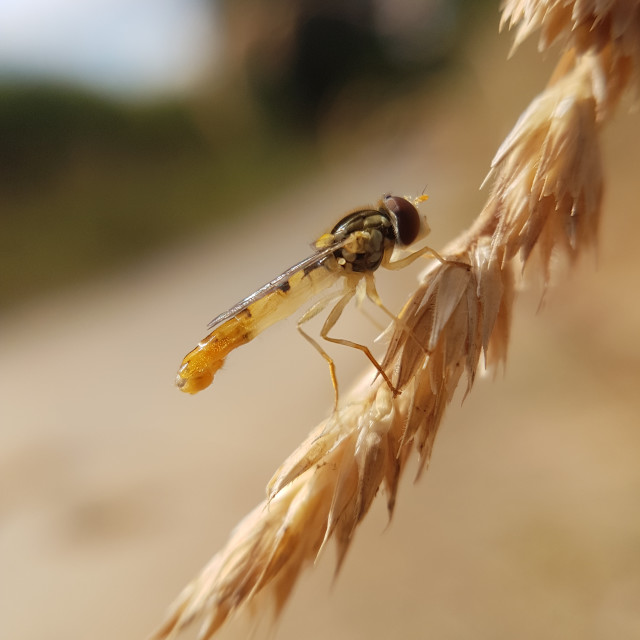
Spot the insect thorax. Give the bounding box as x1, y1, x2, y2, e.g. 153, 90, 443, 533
331, 210, 395, 273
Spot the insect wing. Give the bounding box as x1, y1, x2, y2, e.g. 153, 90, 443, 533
206, 239, 347, 331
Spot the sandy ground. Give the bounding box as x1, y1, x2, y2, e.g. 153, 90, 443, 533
3, 25, 640, 640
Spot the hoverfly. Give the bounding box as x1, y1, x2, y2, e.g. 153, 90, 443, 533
176, 194, 443, 404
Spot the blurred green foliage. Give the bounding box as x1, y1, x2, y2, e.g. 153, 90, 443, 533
0, 84, 315, 308
0, 0, 493, 309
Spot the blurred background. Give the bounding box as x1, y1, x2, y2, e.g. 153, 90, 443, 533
2, 1, 640, 639
0, 0, 487, 307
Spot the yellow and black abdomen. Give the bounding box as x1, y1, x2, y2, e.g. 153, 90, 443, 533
176, 259, 340, 394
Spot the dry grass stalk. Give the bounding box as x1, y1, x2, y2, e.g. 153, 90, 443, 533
152, 1, 640, 638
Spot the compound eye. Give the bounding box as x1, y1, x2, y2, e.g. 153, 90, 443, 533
384, 195, 420, 246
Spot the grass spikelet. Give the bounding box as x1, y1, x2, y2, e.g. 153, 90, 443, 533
501, 0, 640, 61
151, 1, 638, 637
484, 53, 603, 277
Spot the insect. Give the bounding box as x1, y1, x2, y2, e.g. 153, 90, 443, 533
176, 194, 444, 404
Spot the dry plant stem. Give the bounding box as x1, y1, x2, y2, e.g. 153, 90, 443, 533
152, 2, 640, 638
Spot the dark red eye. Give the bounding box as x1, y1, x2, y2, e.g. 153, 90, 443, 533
384, 195, 420, 246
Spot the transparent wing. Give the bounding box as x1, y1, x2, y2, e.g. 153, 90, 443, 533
207, 239, 348, 331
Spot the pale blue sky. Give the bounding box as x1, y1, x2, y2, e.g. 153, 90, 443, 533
0, 0, 219, 96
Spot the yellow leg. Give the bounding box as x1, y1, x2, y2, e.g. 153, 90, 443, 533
297, 289, 349, 409
319, 285, 401, 398
364, 272, 427, 359
363, 273, 397, 322
384, 245, 470, 271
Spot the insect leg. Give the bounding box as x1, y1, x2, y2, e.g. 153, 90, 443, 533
384, 245, 470, 271
363, 272, 396, 322
320, 283, 401, 398
364, 272, 427, 357
297, 289, 347, 409
350, 278, 386, 331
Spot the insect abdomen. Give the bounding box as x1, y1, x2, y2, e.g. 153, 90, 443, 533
176, 261, 338, 394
